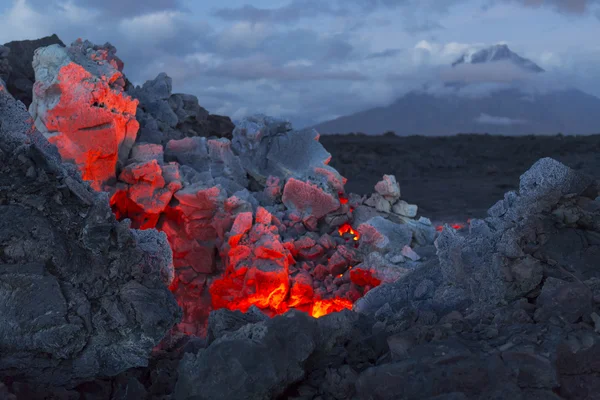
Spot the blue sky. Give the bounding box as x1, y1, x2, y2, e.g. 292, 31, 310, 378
1, 0, 599, 127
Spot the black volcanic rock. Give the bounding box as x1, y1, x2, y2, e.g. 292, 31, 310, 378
0, 80, 181, 387
175, 310, 319, 400
2, 34, 65, 107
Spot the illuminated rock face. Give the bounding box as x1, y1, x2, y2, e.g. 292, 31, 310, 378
29, 40, 139, 191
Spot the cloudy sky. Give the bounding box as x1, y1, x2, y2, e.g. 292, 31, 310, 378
1, 0, 599, 128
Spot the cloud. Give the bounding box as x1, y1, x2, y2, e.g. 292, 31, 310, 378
25, 0, 183, 17
212, 1, 348, 24
365, 48, 404, 59
475, 113, 527, 125
505, 0, 599, 14
440, 61, 536, 83
203, 54, 368, 81
212, 0, 464, 30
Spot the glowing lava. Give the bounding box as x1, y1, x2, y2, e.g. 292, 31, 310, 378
435, 221, 469, 232
338, 222, 360, 241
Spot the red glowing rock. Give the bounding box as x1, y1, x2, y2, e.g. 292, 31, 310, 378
310, 298, 353, 318
211, 207, 293, 313
350, 268, 382, 289
33, 62, 138, 190
282, 178, 340, 219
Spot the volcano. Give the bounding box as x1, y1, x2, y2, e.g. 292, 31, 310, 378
312, 44, 600, 135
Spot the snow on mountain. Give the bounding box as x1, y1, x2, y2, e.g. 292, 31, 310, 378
452, 44, 544, 73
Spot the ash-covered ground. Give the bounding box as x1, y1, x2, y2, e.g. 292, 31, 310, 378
321, 133, 600, 222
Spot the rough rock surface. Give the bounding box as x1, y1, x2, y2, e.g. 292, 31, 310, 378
0, 46, 9, 85
2, 34, 65, 107
28, 40, 139, 191
129, 72, 235, 144
0, 79, 180, 387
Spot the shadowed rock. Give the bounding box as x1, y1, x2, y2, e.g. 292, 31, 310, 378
2, 34, 65, 107
0, 81, 180, 387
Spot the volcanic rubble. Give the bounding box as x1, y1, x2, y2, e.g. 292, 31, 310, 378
0, 36, 599, 400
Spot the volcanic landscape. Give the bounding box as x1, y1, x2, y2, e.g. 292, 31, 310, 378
0, 35, 600, 400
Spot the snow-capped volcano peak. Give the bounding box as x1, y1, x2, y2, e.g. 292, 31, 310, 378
452, 44, 544, 73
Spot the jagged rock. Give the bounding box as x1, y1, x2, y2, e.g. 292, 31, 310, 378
210, 208, 294, 313
175, 310, 318, 400
534, 278, 593, 323
392, 199, 418, 217
282, 178, 341, 219
2, 34, 65, 107
0, 85, 180, 386
357, 216, 413, 252
365, 192, 392, 213
164, 136, 248, 190
436, 158, 598, 309
29, 40, 139, 190
129, 73, 235, 144
0, 46, 10, 85
231, 114, 345, 193
207, 114, 235, 139
374, 174, 400, 200
206, 306, 268, 343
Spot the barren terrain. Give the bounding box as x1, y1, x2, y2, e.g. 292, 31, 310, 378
321, 133, 600, 223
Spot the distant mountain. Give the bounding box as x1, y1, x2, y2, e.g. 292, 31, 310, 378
313, 45, 600, 135
451, 44, 544, 73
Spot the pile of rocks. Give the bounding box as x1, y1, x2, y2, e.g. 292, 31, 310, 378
24, 39, 437, 336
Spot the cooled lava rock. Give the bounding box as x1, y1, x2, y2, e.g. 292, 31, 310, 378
0, 78, 181, 387
2, 34, 65, 108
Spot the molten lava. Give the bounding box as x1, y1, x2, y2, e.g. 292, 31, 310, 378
208, 208, 369, 320
435, 222, 468, 232
338, 222, 360, 241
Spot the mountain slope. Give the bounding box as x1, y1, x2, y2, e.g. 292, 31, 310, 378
452, 44, 544, 73
313, 88, 600, 135
313, 45, 600, 135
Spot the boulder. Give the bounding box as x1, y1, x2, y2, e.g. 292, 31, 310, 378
2, 34, 65, 107
175, 310, 318, 400
29, 40, 139, 191
0, 85, 180, 386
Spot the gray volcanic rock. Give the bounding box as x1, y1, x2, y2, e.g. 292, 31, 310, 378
232, 114, 345, 194
175, 310, 318, 400
436, 157, 596, 309
0, 46, 9, 85
0, 84, 181, 386
2, 34, 64, 107
129, 72, 235, 144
